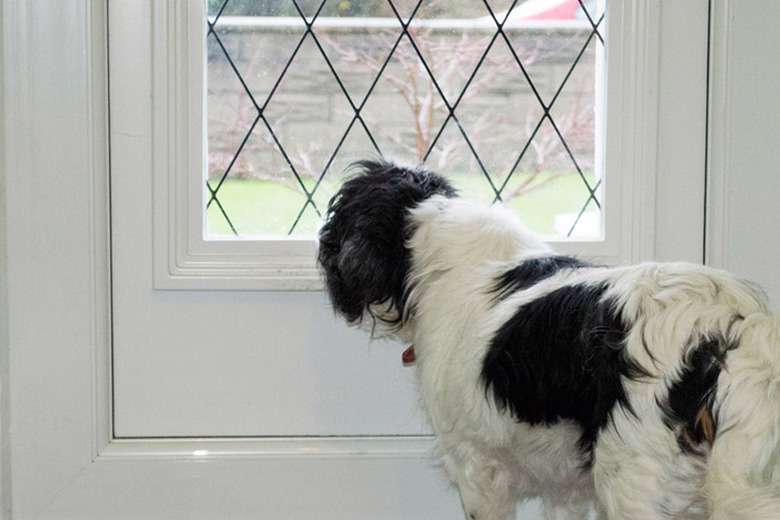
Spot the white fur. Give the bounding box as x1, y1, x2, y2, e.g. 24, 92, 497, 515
394, 197, 780, 519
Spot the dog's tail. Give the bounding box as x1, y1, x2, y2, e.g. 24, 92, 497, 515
705, 313, 780, 519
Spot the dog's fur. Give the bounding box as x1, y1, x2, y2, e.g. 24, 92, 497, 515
317, 160, 780, 519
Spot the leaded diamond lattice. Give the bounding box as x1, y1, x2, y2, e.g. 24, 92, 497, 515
206, 0, 605, 238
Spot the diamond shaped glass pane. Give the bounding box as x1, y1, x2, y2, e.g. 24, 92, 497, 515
205, 0, 606, 238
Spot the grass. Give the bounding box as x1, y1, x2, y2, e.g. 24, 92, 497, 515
207, 179, 324, 237
207, 170, 600, 238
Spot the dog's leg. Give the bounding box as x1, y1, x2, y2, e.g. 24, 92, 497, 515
453, 462, 517, 520
704, 315, 780, 519
539, 471, 596, 520
593, 450, 699, 519
592, 393, 709, 519
591, 500, 609, 520
706, 427, 780, 520
440, 441, 518, 520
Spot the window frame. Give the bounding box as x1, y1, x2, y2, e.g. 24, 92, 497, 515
152, 0, 660, 291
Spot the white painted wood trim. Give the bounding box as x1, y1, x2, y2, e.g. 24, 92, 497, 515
101, 436, 435, 460
4, 1, 111, 517
0, 0, 10, 515
599, 0, 661, 263
703, 0, 780, 304
652, 0, 710, 263
598, 0, 709, 265
705, 0, 732, 270
153, 0, 667, 291
88, 0, 112, 463
151, 0, 322, 291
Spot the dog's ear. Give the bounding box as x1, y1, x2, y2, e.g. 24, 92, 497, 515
317, 160, 456, 326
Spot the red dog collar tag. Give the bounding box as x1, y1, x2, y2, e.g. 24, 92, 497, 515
402, 345, 416, 366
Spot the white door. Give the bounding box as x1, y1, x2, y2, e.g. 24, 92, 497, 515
13, 1, 779, 519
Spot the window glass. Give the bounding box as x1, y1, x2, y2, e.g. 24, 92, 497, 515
205, 0, 605, 239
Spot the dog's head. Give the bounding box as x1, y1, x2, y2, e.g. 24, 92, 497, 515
317, 160, 456, 330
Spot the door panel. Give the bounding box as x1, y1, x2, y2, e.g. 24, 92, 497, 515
111, 290, 425, 437
4, 0, 742, 519
37, 457, 468, 520
108, 2, 426, 438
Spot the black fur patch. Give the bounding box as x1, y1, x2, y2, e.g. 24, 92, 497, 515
481, 283, 642, 456
659, 337, 728, 455
317, 160, 456, 325
491, 255, 593, 300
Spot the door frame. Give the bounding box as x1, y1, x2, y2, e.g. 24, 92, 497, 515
1, 0, 714, 517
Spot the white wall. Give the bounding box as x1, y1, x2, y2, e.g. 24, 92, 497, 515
707, 0, 780, 306
0, 0, 11, 515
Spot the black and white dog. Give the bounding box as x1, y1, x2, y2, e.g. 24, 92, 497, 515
317, 160, 780, 519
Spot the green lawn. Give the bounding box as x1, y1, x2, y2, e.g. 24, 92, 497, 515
207, 179, 327, 237
207, 171, 600, 238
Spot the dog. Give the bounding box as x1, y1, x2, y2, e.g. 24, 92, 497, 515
317, 160, 780, 519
